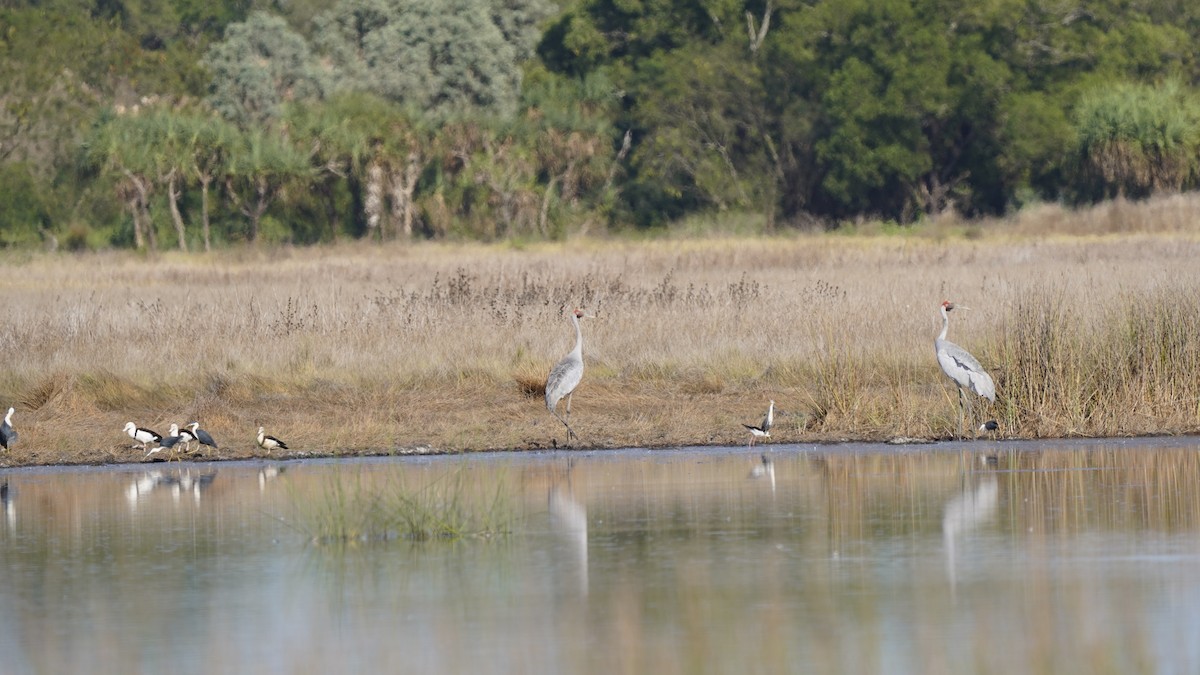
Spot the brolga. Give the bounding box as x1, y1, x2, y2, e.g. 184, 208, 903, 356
124, 422, 161, 451
545, 308, 588, 445
742, 400, 775, 448
935, 300, 996, 439
0, 407, 16, 451
257, 427, 288, 454
186, 422, 218, 451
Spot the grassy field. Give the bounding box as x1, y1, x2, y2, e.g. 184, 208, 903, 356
4, 194, 1200, 466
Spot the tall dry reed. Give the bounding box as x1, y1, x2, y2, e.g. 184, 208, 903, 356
3, 194, 1200, 463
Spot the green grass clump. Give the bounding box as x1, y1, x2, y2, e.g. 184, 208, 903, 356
291, 466, 517, 545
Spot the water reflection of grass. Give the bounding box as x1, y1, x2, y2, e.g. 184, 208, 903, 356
289, 466, 516, 544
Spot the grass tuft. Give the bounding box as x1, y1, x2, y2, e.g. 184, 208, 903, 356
291, 466, 517, 544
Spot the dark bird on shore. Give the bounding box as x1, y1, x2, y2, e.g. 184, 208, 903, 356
545, 308, 589, 444
186, 422, 218, 450
935, 301, 995, 438
124, 422, 161, 450
0, 407, 18, 450
742, 400, 774, 448
257, 427, 288, 454
145, 427, 186, 459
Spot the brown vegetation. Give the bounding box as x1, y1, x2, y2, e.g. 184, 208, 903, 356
4, 195, 1200, 466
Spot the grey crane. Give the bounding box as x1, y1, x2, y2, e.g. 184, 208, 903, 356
257, 427, 288, 454
0, 407, 17, 451
186, 422, 218, 451
545, 308, 588, 444
935, 301, 996, 438
742, 400, 774, 448
124, 422, 162, 450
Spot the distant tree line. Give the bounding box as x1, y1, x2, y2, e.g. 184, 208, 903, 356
2, 0, 1200, 249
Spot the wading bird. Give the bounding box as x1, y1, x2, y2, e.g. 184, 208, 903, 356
742, 400, 774, 448
257, 427, 288, 454
177, 423, 197, 452
187, 422, 218, 451
0, 408, 17, 451
935, 301, 996, 438
146, 430, 185, 459
124, 422, 162, 451
545, 308, 588, 444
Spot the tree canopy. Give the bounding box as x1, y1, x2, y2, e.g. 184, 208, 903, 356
3, 0, 1200, 248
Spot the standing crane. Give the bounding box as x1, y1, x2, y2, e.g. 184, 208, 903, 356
742, 400, 775, 448
545, 308, 588, 445
935, 300, 995, 439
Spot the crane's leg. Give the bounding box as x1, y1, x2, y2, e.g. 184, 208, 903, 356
956, 387, 967, 440
550, 407, 576, 446
564, 393, 577, 441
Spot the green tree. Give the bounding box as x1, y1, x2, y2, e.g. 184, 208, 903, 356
84, 110, 162, 250
201, 11, 329, 127
1073, 80, 1200, 200
223, 126, 311, 242
314, 0, 554, 118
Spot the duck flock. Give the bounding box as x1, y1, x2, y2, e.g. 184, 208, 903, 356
0, 301, 992, 461
119, 421, 288, 459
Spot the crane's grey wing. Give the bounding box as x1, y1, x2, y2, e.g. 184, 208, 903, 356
760, 411, 773, 433
0, 426, 14, 449
545, 356, 584, 408
196, 429, 218, 448
159, 435, 183, 449
937, 341, 996, 402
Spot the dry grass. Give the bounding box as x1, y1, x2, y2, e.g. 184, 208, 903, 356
4, 194, 1200, 464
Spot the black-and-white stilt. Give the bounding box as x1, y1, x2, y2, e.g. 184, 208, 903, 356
124, 422, 162, 451
742, 400, 774, 448
256, 427, 288, 454
0, 407, 18, 451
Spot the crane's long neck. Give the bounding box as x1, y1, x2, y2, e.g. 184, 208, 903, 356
938, 307, 950, 342
570, 314, 583, 357
5, 410, 13, 426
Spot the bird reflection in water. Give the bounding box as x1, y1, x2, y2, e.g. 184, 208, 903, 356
1, 481, 13, 531
748, 453, 776, 494
942, 472, 999, 599
548, 460, 588, 597
258, 464, 287, 492
125, 468, 218, 510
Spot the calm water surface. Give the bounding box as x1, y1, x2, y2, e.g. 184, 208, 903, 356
2, 438, 1200, 674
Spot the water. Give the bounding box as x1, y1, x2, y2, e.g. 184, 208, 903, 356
2, 438, 1200, 674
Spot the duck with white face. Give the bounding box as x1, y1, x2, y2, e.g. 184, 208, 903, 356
124, 421, 161, 451
257, 427, 289, 455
